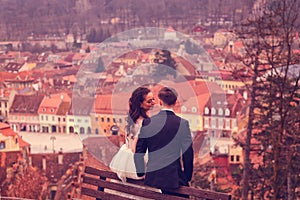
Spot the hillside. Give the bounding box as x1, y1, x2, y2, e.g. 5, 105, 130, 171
0, 0, 254, 41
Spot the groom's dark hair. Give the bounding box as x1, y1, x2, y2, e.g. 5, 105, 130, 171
158, 87, 178, 106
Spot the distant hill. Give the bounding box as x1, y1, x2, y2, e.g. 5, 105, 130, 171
0, 0, 254, 41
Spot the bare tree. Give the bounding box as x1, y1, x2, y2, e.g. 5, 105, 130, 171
235, 0, 300, 199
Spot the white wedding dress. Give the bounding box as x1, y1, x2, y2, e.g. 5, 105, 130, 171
109, 119, 144, 182
108, 119, 160, 199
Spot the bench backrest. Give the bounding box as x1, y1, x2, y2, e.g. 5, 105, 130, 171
81, 166, 232, 200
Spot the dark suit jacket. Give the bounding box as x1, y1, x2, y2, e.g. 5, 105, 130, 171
134, 110, 194, 189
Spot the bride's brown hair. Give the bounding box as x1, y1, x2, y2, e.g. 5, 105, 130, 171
126, 87, 150, 135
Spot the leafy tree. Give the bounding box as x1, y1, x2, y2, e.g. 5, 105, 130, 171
153, 49, 177, 81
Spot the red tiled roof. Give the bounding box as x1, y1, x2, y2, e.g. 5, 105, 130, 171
18, 137, 30, 147
94, 93, 129, 115
69, 97, 94, 115
4, 62, 25, 72
56, 101, 71, 115
38, 93, 71, 114
181, 93, 211, 114
10, 94, 44, 114
0, 122, 10, 130
0, 126, 17, 137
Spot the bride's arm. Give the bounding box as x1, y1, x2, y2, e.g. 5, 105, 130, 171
131, 136, 138, 153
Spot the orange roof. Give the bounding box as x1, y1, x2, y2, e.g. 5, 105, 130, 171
180, 93, 211, 114
0, 126, 16, 137
0, 71, 18, 80
38, 93, 71, 114
0, 122, 10, 129
18, 137, 30, 147
72, 53, 88, 61
94, 92, 130, 115
62, 75, 77, 83
0, 123, 30, 147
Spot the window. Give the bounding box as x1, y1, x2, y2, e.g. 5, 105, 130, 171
58, 117, 61, 122
77, 119, 82, 123
87, 127, 91, 134
0, 141, 5, 149
107, 118, 110, 123
181, 106, 187, 112
101, 117, 104, 122
46, 116, 48, 121
63, 118, 66, 122
204, 118, 209, 128
218, 108, 223, 116
218, 118, 223, 129
52, 116, 55, 121
226, 119, 230, 129
225, 108, 230, 116
42, 108, 46, 112
231, 155, 234, 162
69, 118, 74, 122
211, 118, 216, 128
236, 155, 240, 162
50, 108, 54, 113
211, 108, 216, 115
95, 129, 99, 134
80, 127, 84, 134
204, 107, 209, 115
119, 118, 122, 123
41, 115, 44, 120
95, 117, 99, 122
191, 107, 197, 113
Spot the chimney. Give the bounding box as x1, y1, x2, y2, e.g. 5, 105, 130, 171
42, 156, 46, 170
28, 156, 32, 166
58, 149, 63, 165
243, 90, 248, 100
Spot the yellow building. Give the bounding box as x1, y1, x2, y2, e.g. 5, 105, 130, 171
93, 93, 128, 136
0, 123, 30, 152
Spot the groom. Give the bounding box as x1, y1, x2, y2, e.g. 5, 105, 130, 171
134, 87, 194, 197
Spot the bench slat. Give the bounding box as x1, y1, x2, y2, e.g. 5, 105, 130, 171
167, 186, 232, 200
83, 175, 188, 200
82, 166, 231, 200
85, 166, 119, 179
81, 187, 134, 200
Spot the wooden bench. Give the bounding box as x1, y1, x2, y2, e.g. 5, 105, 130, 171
80, 166, 232, 200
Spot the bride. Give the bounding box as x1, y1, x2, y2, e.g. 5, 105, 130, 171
109, 86, 156, 182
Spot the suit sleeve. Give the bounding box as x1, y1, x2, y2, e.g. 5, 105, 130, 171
181, 119, 194, 181
134, 121, 148, 177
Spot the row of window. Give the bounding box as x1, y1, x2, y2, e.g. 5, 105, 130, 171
0, 102, 8, 108
95, 117, 123, 124
181, 106, 231, 116
10, 114, 125, 126
204, 107, 230, 116
204, 118, 236, 129
230, 155, 240, 163
220, 84, 238, 90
